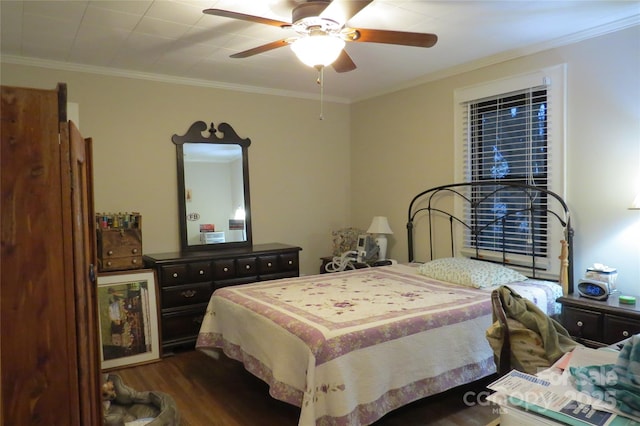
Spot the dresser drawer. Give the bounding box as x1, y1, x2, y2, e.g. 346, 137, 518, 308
562, 306, 602, 342
188, 261, 213, 281
162, 308, 205, 343
160, 264, 189, 286
214, 276, 259, 290
236, 257, 257, 277
100, 255, 143, 272
279, 252, 299, 272
212, 259, 236, 279
603, 314, 640, 344
258, 255, 279, 274
161, 282, 213, 309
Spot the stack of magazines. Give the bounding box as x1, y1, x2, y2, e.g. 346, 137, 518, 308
487, 344, 640, 426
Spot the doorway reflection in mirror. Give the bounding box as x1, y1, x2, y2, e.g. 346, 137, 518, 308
183, 143, 245, 246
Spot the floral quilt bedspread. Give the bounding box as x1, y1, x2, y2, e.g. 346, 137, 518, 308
196, 264, 497, 426
506, 279, 564, 316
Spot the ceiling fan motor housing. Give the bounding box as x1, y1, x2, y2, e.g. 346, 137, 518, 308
292, 1, 331, 24
291, 2, 342, 36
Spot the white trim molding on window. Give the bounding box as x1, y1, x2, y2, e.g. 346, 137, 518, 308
453, 64, 567, 279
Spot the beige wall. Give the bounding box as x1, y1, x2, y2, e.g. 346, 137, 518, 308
3, 25, 638, 291
0, 65, 352, 275
351, 25, 640, 295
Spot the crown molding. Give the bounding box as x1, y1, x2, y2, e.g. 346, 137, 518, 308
0, 54, 351, 104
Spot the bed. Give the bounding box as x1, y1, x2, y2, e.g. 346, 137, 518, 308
196, 182, 574, 426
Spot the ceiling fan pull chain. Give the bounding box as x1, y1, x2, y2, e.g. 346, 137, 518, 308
317, 65, 324, 120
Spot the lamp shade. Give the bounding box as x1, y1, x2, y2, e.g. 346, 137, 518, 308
367, 216, 393, 235
631, 191, 640, 210
290, 35, 345, 68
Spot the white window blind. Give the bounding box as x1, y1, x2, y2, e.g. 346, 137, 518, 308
454, 65, 566, 276
463, 86, 550, 257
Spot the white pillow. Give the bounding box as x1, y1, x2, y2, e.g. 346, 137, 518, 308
417, 257, 527, 288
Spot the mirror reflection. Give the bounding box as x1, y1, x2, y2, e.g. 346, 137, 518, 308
173, 121, 252, 252
183, 143, 246, 245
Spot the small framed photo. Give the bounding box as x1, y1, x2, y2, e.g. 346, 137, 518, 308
97, 269, 160, 370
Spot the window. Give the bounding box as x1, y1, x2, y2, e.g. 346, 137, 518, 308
454, 65, 566, 276
468, 88, 548, 257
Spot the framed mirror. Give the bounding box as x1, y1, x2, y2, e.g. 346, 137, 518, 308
172, 121, 252, 251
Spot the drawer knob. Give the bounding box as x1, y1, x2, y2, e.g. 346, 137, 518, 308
106, 261, 112, 266
199, 270, 204, 275
131, 248, 138, 254
131, 259, 137, 264
107, 250, 113, 256
173, 272, 178, 278
181, 290, 196, 298
576, 321, 583, 327
623, 330, 630, 337
288, 260, 293, 265
267, 262, 272, 267
223, 267, 229, 272
245, 265, 251, 270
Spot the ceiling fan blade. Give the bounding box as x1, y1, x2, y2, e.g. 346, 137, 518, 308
350, 29, 437, 48
203, 9, 290, 28
320, 0, 373, 23
230, 40, 290, 59
332, 49, 357, 73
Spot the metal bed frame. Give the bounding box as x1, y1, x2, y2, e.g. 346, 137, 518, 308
406, 181, 574, 294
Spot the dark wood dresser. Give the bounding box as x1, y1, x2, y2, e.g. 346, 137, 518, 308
144, 243, 301, 354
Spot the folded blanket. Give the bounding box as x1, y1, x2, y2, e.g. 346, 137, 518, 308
569, 335, 640, 418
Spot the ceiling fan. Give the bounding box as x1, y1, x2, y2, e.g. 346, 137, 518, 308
203, 0, 438, 73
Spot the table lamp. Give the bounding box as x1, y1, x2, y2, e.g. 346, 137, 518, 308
630, 190, 640, 210
367, 216, 393, 260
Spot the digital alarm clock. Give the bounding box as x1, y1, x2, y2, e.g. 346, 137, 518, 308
577, 279, 610, 300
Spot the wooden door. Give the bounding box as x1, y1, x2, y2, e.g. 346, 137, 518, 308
64, 121, 102, 425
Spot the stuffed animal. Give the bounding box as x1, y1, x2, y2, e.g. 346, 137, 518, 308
102, 380, 117, 400
101, 379, 117, 414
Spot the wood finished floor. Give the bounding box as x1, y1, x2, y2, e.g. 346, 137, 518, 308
112, 349, 501, 426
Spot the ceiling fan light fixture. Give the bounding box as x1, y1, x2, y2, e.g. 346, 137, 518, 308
290, 35, 345, 68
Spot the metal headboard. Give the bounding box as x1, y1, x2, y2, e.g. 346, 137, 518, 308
407, 182, 574, 293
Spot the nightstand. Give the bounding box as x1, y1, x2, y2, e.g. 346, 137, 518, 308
557, 292, 640, 347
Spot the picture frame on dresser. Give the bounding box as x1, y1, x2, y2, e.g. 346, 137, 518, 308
96, 269, 161, 370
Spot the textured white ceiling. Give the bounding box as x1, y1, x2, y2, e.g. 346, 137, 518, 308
1, 0, 639, 101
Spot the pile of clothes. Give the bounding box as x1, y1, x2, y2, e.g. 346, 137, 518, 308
570, 335, 640, 418
486, 285, 581, 375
